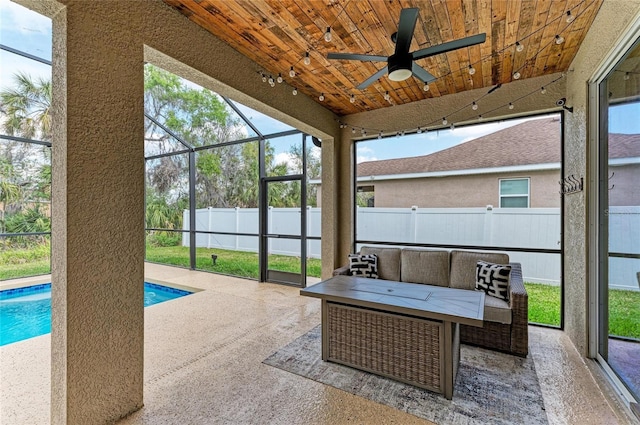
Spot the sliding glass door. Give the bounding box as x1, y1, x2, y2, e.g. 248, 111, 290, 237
597, 36, 640, 411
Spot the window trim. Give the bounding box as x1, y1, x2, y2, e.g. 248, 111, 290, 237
499, 177, 530, 208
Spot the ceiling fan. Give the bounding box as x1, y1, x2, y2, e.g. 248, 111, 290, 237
327, 8, 486, 90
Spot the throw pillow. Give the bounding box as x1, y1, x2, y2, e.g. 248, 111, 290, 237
348, 254, 379, 278
476, 261, 511, 302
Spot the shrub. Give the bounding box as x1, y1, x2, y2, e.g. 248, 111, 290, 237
147, 231, 181, 247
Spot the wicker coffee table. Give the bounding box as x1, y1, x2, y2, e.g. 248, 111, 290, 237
300, 275, 485, 399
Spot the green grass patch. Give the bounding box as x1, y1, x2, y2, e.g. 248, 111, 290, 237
525, 282, 640, 338
0, 259, 51, 281
525, 283, 561, 327
145, 245, 322, 279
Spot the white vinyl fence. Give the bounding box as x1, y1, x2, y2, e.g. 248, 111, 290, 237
183, 206, 640, 290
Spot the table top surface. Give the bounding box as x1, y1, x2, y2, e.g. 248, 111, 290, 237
300, 275, 484, 326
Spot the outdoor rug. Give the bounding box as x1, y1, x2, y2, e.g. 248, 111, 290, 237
264, 326, 548, 425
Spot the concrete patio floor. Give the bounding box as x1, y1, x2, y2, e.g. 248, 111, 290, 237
0, 263, 637, 424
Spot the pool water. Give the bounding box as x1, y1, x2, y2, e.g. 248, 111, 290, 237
0, 282, 192, 346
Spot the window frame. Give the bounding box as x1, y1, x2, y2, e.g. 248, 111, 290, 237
498, 177, 530, 208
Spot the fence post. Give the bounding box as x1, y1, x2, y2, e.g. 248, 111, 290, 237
483, 205, 494, 246
235, 207, 240, 250
183, 209, 189, 247
410, 205, 418, 243
268, 206, 273, 254
207, 207, 213, 249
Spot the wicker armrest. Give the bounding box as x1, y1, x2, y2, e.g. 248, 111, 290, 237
333, 265, 350, 276
508, 262, 529, 356
508, 263, 527, 308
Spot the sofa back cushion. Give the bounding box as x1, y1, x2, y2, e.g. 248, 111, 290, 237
360, 246, 401, 281
400, 248, 450, 286
449, 250, 509, 290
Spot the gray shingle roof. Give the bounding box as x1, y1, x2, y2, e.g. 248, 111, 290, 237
357, 117, 640, 177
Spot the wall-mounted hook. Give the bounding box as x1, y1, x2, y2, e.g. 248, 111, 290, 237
559, 174, 584, 195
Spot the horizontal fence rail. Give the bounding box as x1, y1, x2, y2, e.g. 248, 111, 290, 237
180, 206, 640, 290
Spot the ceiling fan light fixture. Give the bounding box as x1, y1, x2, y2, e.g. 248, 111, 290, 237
388, 68, 412, 81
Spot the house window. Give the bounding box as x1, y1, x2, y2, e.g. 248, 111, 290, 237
499, 178, 529, 207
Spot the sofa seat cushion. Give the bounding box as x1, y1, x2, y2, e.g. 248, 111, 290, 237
449, 250, 510, 291
483, 294, 512, 324
360, 246, 401, 281
400, 248, 450, 286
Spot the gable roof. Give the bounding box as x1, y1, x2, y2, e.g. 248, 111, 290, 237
357, 118, 640, 177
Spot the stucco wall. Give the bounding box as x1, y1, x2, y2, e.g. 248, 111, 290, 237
20, 0, 343, 423
360, 170, 561, 208
564, 0, 640, 357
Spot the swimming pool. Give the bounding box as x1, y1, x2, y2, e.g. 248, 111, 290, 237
0, 282, 192, 346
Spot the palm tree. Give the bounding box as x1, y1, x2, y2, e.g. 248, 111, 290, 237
0, 72, 52, 141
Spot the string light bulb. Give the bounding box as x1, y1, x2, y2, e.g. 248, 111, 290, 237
261, 73, 267, 83
624, 72, 630, 80
324, 27, 332, 42
277, 73, 283, 83
303, 51, 311, 65
289, 66, 295, 78
350, 94, 356, 104
541, 86, 547, 94
292, 87, 298, 95
566, 10, 575, 23
508, 102, 514, 110
468, 65, 476, 75
352, 127, 356, 134
378, 132, 382, 139
472, 101, 478, 110
423, 84, 430, 92
450, 123, 455, 130
513, 71, 521, 80
417, 127, 422, 134
442, 117, 448, 126
319, 93, 325, 101
515, 41, 524, 52
555, 34, 564, 45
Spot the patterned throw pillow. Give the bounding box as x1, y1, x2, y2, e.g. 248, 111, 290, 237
348, 254, 379, 278
476, 261, 511, 302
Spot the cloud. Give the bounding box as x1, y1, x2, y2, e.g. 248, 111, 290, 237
274, 152, 296, 169
356, 146, 378, 163
0, 0, 51, 35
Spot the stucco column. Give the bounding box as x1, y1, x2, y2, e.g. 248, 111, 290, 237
51, 4, 145, 424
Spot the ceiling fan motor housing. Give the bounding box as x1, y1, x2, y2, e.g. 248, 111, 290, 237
388, 53, 413, 81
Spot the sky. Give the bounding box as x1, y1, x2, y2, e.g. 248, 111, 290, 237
2, 0, 638, 165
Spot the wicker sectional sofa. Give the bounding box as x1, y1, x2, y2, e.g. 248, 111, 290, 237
333, 246, 528, 357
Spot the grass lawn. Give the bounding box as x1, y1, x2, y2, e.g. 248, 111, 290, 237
0, 259, 50, 281
145, 245, 322, 280
3, 244, 638, 339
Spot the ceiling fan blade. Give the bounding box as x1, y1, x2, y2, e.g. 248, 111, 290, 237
327, 52, 388, 62
394, 8, 419, 55
356, 66, 389, 90
411, 63, 437, 83
412, 33, 487, 60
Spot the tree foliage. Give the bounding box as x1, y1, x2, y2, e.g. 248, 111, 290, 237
0, 65, 320, 241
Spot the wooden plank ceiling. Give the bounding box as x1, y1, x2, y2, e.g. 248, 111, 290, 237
164, 0, 603, 116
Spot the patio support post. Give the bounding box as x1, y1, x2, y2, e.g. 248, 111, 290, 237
50, 3, 144, 424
